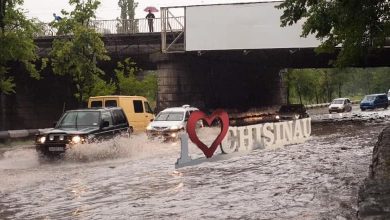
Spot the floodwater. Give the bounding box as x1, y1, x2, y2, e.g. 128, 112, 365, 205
0, 107, 389, 219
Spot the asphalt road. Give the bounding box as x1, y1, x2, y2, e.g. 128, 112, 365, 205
0, 106, 389, 219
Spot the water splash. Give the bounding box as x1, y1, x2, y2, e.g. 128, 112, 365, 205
64, 133, 179, 162
0, 148, 40, 170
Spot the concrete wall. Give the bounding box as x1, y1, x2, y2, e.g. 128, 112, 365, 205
0, 64, 78, 131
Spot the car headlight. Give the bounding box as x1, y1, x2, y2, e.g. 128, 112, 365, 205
38, 136, 46, 144
71, 135, 82, 144
275, 115, 280, 120
146, 125, 152, 130
170, 125, 179, 130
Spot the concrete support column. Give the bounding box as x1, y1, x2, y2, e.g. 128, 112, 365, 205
151, 53, 205, 111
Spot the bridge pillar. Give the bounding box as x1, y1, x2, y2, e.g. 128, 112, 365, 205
152, 53, 205, 112
152, 53, 286, 112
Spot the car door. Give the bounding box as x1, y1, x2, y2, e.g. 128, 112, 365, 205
382, 95, 389, 108
377, 95, 386, 108
98, 110, 115, 139
132, 99, 149, 131
143, 101, 154, 126
111, 109, 130, 135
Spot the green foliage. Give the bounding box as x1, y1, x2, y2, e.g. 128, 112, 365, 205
117, 0, 138, 33
115, 58, 157, 106
276, 0, 390, 67
83, 75, 116, 98
286, 67, 390, 104
118, 0, 137, 20
50, 0, 111, 104
0, 0, 41, 94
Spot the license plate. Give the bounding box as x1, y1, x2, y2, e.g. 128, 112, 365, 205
48, 147, 65, 152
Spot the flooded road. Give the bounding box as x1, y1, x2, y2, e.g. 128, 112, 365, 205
0, 108, 389, 219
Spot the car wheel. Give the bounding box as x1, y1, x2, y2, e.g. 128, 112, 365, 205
121, 129, 131, 138
385, 105, 388, 110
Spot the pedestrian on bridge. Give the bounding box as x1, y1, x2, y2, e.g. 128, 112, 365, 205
145, 9, 155, 32
53, 13, 62, 22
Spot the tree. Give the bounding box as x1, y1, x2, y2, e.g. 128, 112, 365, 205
115, 58, 158, 106
276, 0, 390, 67
50, 0, 112, 105
0, 0, 42, 94
117, 0, 138, 33
119, 0, 137, 20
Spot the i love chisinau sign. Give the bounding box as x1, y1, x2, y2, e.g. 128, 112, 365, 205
175, 109, 311, 168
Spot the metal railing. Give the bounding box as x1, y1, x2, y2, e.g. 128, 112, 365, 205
36, 17, 184, 37
161, 7, 185, 53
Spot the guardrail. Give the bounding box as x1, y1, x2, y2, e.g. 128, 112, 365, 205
0, 128, 52, 141
305, 100, 360, 109
35, 17, 184, 37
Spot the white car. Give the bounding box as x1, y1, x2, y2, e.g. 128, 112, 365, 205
146, 105, 199, 140
329, 98, 352, 113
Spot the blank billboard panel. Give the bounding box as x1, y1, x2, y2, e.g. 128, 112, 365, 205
185, 2, 319, 51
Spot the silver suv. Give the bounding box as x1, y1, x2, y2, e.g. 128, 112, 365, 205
146, 105, 199, 140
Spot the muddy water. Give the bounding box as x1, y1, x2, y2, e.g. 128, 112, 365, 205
0, 111, 388, 219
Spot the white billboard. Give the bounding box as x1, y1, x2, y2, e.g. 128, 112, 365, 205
185, 2, 320, 51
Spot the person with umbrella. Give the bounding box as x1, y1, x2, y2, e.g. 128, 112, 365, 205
145, 6, 158, 32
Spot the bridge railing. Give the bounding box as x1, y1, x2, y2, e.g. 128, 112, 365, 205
36, 17, 184, 37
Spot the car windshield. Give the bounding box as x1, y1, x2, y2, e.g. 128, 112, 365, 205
279, 105, 305, 113
57, 111, 100, 128
155, 111, 184, 121
363, 95, 376, 101
332, 100, 344, 104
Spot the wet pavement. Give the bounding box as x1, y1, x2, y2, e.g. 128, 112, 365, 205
0, 106, 389, 219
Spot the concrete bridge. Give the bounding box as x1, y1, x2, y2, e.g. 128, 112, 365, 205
2, 1, 390, 131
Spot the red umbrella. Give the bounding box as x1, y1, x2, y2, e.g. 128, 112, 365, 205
144, 6, 159, 13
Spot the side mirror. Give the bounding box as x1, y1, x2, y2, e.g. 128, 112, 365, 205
101, 120, 109, 128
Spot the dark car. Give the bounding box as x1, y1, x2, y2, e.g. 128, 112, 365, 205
277, 104, 309, 120
360, 93, 388, 111
35, 107, 131, 157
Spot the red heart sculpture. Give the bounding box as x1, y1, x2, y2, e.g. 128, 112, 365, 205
186, 109, 229, 158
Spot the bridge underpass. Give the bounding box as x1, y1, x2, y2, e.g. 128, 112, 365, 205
4, 1, 390, 130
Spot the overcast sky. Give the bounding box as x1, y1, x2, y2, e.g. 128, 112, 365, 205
22, 0, 264, 22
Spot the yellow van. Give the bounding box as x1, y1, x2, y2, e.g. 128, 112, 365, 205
88, 96, 154, 132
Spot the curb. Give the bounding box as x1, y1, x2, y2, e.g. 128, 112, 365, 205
305, 100, 360, 109
0, 128, 52, 141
